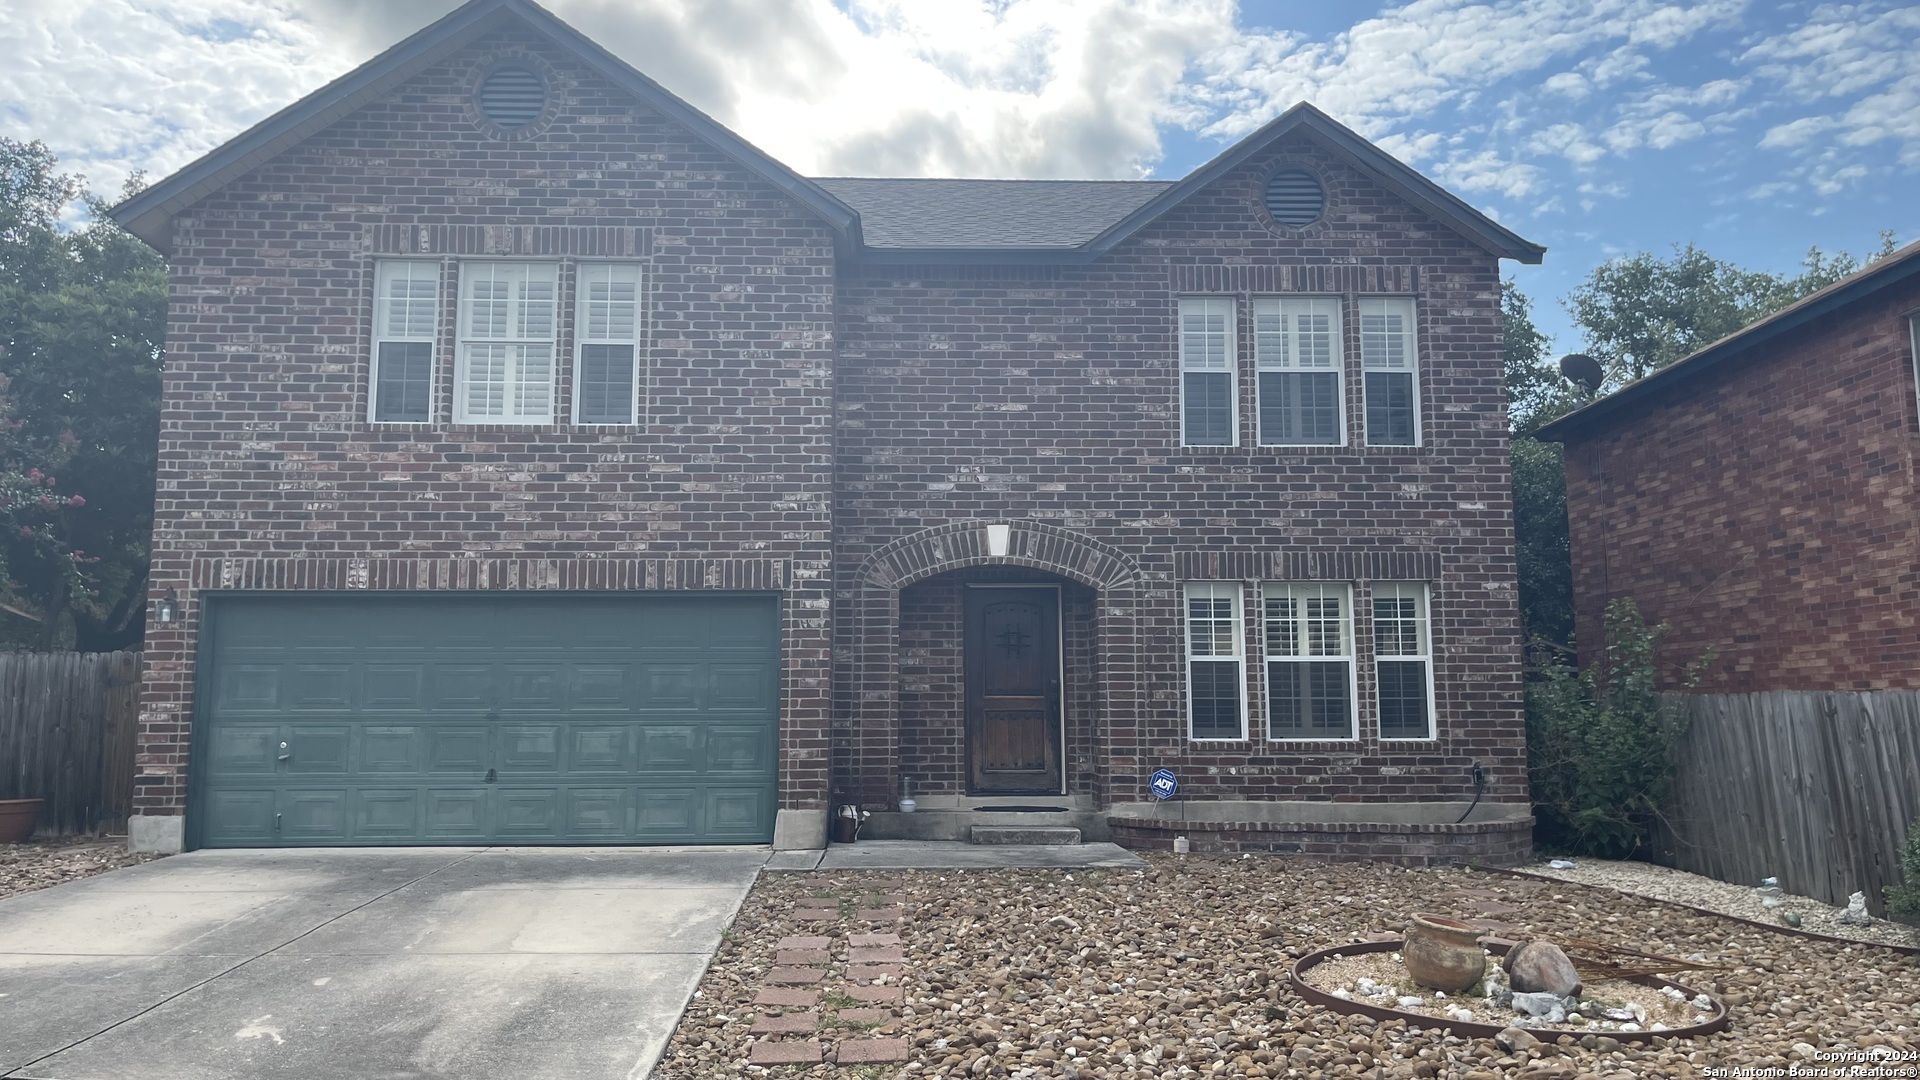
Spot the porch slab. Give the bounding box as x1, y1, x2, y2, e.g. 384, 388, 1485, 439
814, 841, 1145, 871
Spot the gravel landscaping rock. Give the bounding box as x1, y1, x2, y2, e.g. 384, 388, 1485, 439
659, 854, 1920, 1078
0, 839, 159, 900
1526, 856, 1920, 950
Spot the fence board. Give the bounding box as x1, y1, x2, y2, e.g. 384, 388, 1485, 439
1654, 690, 1920, 917
0, 651, 143, 837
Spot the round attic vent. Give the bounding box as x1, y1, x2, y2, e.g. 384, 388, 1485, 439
1264, 169, 1326, 226
476, 67, 548, 128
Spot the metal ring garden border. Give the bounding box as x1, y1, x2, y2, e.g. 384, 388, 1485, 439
1289, 938, 1730, 1044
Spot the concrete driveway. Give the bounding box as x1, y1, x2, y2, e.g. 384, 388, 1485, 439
0, 846, 768, 1080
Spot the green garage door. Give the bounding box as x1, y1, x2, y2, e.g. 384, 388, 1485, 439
194, 593, 779, 847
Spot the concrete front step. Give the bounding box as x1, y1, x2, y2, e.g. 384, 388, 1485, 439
970, 825, 1083, 845
862, 808, 1110, 842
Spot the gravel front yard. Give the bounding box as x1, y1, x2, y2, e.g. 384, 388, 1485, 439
0, 839, 160, 901
660, 854, 1920, 1079
1524, 857, 1920, 951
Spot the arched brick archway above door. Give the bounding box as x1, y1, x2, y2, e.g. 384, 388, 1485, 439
859, 520, 1140, 592
843, 521, 1143, 808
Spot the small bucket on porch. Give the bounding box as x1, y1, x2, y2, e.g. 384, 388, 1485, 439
830, 805, 860, 845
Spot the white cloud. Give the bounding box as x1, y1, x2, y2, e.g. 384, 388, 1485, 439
1740, 4, 1920, 166
1529, 122, 1607, 166
1433, 148, 1543, 199
0, 0, 356, 189
1542, 72, 1592, 99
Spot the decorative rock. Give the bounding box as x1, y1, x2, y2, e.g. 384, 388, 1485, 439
1504, 940, 1584, 998
1510, 991, 1573, 1024
1495, 1026, 1540, 1054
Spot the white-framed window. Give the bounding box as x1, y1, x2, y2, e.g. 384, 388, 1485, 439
1374, 582, 1435, 740
456, 261, 559, 424
1254, 296, 1344, 445
1179, 296, 1236, 446
1909, 314, 1920, 432
370, 260, 439, 423
573, 262, 643, 424
1184, 582, 1246, 740
1360, 296, 1419, 446
1263, 582, 1355, 740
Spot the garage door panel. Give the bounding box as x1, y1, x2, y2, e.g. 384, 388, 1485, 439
706, 725, 773, 774
564, 789, 627, 837
423, 789, 490, 838
637, 726, 697, 770
706, 788, 771, 839
636, 790, 697, 835
216, 666, 282, 712
360, 727, 424, 773
354, 790, 422, 838
499, 725, 561, 772
209, 725, 280, 774
427, 666, 493, 710
504, 666, 564, 710
496, 789, 563, 838
427, 727, 490, 773
708, 664, 775, 712
569, 665, 630, 709
197, 594, 778, 847
365, 665, 427, 709
205, 790, 276, 842
286, 726, 351, 774
638, 665, 699, 709
288, 665, 355, 710
568, 726, 630, 771
280, 790, 349, 841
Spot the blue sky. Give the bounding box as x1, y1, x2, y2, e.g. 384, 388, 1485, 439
3, 0, 1913, 352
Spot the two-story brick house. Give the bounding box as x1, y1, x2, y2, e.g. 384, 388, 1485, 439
113, 0, 1543, 858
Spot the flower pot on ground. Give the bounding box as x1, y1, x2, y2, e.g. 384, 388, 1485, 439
1403, 912, 1487, 993
0, 799, 43, 844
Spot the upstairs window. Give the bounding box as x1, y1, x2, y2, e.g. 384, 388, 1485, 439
456, 262, 558, 424
1360, 297, 1418, 445
371, 261, 439, 423
574, 263, 643, 424
1179, 297, 1236, 446
1185, 583, 1246, 740
1264, 582, 1355, 740
1374, 583, 1434, 740
1254, 296, 1343, 445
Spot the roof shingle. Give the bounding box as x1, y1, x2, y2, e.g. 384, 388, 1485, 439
812, 177, 1173, 250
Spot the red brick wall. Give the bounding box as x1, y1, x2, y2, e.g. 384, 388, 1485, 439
1562, 277, 1920, 691
136, 29, 839, 819
831, 136, 1528, 811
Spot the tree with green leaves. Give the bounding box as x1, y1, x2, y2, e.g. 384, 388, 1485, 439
0, 138, 165, 650
1501, 281, 1575, 651
1563, 232, 1899, 389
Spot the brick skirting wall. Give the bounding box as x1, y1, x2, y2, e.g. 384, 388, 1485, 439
1108, 812, 1534, 866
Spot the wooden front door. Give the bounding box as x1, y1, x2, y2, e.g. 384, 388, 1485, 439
965, 586, 1061, 794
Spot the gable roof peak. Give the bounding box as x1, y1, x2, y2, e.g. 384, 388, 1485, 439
110, 0, 859, 254
1083, 100, 1544, 264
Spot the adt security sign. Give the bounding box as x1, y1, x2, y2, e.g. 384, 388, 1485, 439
1149, 769, 1179, 800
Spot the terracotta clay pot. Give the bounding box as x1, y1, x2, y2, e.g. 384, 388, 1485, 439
1403, 912, 1487, 993
0, 799, 42, 844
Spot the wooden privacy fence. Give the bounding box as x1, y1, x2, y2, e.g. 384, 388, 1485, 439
1654, 690, 1920, 916
0, 651, 142, 837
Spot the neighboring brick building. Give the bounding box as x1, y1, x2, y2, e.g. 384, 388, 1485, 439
112, 0, 1542, 858
1539, 241, 1920, 691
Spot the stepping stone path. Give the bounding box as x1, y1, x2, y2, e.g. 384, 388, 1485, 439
745, 876, 914, 1069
